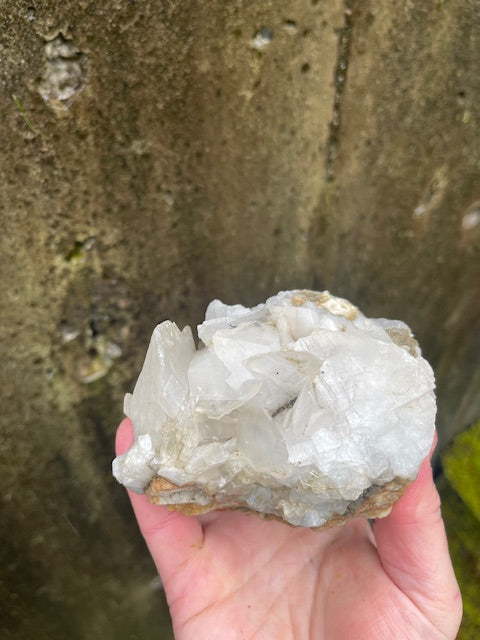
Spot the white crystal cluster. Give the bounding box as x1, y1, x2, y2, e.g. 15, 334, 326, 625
112, 290, 436, 527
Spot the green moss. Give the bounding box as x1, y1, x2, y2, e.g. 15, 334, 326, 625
439, 423, 480, 638
12, 93, 38, 134
65, 240, 89, 263
438, 476, 480, 639
442, 421, 480, 522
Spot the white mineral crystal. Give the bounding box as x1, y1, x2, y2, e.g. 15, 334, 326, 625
112, 290, 436, 528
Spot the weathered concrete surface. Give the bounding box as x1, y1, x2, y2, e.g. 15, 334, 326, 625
311, 1, 480, 452
0, 0, 479, 637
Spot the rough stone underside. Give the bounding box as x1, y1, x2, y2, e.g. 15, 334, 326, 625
112, 290, 436, 528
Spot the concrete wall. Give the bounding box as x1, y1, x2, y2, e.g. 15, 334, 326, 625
1, 1, 479, 637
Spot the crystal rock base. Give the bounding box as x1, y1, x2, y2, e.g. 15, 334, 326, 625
112, 290, 436, 528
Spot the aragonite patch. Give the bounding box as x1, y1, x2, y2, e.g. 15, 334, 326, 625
112, 290, 436, 528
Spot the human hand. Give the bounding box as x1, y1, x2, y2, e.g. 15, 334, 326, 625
116, 419, 461, 640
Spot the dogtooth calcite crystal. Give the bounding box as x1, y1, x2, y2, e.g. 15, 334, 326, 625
112, 290, 436, 528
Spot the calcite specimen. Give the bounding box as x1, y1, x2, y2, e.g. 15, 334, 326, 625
112, 290, 436, 528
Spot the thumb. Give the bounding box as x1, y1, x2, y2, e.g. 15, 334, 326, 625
115, 418, 204, 579
373, 433, 462, 635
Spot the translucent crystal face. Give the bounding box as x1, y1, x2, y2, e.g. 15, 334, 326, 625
112, 290, 436, 527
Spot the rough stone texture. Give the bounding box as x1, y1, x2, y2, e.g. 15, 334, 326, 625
146, 475, 411, 529
0, 0, 479, 637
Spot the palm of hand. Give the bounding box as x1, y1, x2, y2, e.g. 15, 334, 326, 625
116, 420, 461, 640
163, 513, 449, 640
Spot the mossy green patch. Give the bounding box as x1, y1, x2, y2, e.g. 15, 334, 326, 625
442, 421, 480, 522
438, 476, 480, 639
